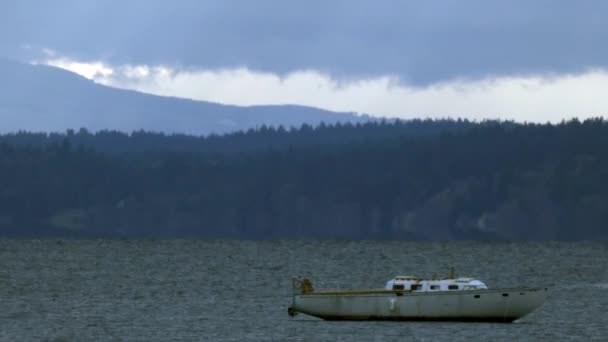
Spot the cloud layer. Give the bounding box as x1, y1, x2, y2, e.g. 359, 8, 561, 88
7, 1, 607, 121
3, 0, 607, 84
46, 58, 608, 122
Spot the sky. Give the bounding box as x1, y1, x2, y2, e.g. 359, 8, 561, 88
2, 0, 608, 121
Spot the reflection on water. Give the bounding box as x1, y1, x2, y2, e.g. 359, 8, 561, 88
0, 240, 606, 341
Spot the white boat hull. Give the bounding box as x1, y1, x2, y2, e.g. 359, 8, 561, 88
289, 287, 547, 322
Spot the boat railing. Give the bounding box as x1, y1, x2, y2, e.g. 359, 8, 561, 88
317, 280, 341, 290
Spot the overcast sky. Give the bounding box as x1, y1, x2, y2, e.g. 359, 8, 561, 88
2, 0, 608, 121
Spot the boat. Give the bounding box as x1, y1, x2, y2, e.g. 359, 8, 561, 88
287, 271, 548, 322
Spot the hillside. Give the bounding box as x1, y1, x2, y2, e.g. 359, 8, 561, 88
0, 119, 607, 240
0, 59, 366, 135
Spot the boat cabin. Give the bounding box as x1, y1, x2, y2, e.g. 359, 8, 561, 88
385, 275, 488, 292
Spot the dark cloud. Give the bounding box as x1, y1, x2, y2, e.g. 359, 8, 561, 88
1, 0, 607, 84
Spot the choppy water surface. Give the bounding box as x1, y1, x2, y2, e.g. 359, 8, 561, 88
0, 240, 606, 341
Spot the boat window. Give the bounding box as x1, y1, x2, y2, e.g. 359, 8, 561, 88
474, 295, 480, 298
502, 293, 509, 297
430, 285, 439, 290
448, 285, 459, 290
393, 284, 404, 290
410, 284, 422, 291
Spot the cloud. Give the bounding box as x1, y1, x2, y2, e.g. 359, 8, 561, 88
44, 58, 114, 79
3, 1, 608, 84
44, 57, 608, 122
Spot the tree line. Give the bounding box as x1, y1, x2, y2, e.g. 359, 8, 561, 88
0, 118, 606, 240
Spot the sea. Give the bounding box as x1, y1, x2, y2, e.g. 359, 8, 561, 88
0, 240, 606, 341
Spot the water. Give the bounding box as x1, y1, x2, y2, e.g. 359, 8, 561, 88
0, 240, 606, 341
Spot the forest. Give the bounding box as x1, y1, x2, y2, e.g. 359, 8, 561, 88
0, 118, 606, 240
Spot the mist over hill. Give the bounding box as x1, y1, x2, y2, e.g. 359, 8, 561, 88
0, 59, 367, 135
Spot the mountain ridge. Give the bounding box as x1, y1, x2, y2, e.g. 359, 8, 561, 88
0, 58, 368, 135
